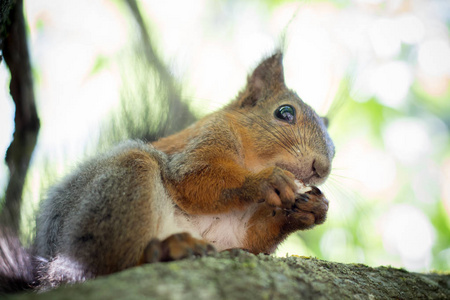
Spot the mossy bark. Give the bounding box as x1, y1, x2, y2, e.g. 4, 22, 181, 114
6, 250, 450, 300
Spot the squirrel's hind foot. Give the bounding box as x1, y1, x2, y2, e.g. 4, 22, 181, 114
143, 233, 216, 263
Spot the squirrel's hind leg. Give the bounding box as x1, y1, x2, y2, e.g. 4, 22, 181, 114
143, 233, 216, 263
36, 142, 187, 288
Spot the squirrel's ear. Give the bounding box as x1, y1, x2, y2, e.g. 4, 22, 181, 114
238, 51, 285, 107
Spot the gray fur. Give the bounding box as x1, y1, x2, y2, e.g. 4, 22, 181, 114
34, 141, 176, 287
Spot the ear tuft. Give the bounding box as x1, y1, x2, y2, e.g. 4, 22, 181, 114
238, 51, 286, 107
248, 51, 285, 90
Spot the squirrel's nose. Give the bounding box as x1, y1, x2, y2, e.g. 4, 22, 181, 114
312, 156, 331, 179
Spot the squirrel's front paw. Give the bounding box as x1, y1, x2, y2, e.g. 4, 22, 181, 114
143, 232, 216, 263
252, 167, 298, 209
285, 186, 329, 229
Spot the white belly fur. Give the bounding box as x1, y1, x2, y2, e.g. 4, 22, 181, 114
174, 204, 259, 251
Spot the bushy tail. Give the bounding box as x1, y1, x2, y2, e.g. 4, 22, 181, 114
0, 228, 34, 294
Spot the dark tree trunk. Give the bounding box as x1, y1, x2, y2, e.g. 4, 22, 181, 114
0, 0, 40, 235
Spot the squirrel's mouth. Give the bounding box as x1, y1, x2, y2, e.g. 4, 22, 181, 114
276, 163, 313, 186
275, 163, 313, 194
276, 163, 327, 187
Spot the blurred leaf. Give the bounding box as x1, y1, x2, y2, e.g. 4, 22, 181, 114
90, 55, 110, 75
35, 17, 45, 32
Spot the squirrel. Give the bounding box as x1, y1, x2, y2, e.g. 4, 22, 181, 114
0, 51, 334, 292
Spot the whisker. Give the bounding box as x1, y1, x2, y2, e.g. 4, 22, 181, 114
328, 173, 356, 181
284, 118, 303, 157
267, 119, 301, 157
237, 109, 298, 157
245, 110, 298, 155
323, 177, 366, 215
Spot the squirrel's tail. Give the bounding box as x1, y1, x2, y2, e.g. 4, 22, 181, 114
0, 228, 34, 294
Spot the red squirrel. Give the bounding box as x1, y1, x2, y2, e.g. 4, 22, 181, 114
1, 51, 334, 291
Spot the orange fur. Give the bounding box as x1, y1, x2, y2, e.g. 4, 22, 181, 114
149, 51, 334, 254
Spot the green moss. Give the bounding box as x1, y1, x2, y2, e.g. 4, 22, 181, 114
5, 251, 450, 300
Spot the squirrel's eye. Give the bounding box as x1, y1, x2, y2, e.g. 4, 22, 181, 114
274, 105, 296, 124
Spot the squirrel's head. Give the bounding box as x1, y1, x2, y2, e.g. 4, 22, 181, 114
227, 51, 335, 186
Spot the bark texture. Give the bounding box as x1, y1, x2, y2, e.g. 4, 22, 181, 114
5, 251, 450, 300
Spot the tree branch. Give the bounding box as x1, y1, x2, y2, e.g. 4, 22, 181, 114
0, 0, 40, 235
0, 0, 16, 63
7, 251, 450, 299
